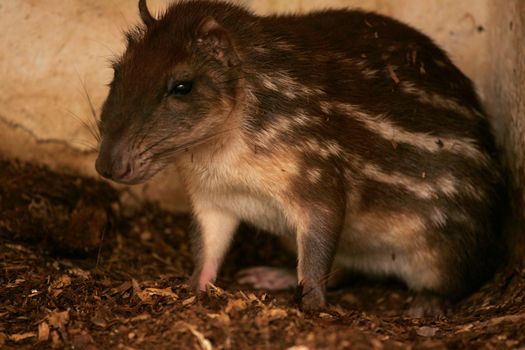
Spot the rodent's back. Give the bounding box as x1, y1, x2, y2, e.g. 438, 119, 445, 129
237, 8, 505, 297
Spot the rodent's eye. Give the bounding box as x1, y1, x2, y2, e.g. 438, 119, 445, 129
167, 80, 193, 96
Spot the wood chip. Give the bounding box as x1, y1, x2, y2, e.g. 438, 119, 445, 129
455, 323, 474, 333
51, 275, 71, 289
9, 332, 36, 342
132, 279, 152, 304
130, 313, 151, 323
319, 312, 333, 319
48, 310, 70, 329
38, 322, 50, 342
112, 281, 132, 295
143, 287, 178, 300
416, 326, 438, 337
207, 312, 231, 325
268, 308, 288, 320
181, 323, 213, 350
182, 296, 196, 306
68, 267, 91, 279
225, 298, 248, 314
51, 330, 62, 349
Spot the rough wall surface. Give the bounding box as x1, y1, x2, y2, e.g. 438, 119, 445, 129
484, 0, 525, 258
0, 0, 520, 213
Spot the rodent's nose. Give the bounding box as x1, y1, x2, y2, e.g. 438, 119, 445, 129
112, 161, 133, 179
95, 156, 112, 179
95, 153, 116, 179
95, 141, 133, 181
96, 155, 133, 181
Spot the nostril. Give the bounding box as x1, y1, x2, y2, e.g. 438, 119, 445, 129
96, 140, 135, 181
113, 161, 133, 179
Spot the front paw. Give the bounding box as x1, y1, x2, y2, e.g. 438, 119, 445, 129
295, 283, 326, 312
189, 270, 205, 295
189, 261, 218, 294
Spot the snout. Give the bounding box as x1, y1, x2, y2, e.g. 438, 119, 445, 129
95, 154, 132, 181
95, 140, 139, 184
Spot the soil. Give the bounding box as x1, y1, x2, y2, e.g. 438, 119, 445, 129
1, 157, 524, 350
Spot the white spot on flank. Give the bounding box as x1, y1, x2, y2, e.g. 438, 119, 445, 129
429, 207, 447, 227
362, 164, 436, 199
320, 102, 332, 114
301, 139, 344, 159
400, 81, 483, 119
255, 117, 292, 143
307, 168, 322, 182
436, 175, 458, 196
326, 142, 344, 157
293, 110, 320, 126
341, 58, 379, 79
362, 164, 462, 200
258, 71, 325, 99
261, 76, 279, 91
328, 102, 488, 164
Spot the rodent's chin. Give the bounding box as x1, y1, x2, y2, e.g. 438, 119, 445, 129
109, 177, 150, 186
107, 166, 162, 186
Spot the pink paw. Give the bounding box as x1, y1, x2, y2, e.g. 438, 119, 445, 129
236, 266, 297, 291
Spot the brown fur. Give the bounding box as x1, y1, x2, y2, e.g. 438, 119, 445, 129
96, 0, 506, 312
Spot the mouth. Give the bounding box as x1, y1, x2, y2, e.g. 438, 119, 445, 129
95, 157, 163, 185
110, 163, 163, 185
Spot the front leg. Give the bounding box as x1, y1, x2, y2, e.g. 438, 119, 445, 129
296, 211, 344, 311
189, 207, 239, 292
294, 175, 346, 312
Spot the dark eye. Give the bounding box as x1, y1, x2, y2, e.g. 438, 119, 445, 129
168, 80, 193, 96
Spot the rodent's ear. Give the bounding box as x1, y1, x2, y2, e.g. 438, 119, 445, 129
196, 17, 239, 67
138, 0, 156, 27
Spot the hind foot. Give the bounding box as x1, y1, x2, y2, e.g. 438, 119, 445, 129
236, 266, 297, 290
407, 294, 449, 318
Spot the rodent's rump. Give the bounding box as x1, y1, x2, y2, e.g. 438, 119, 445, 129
95, 0, 505, 313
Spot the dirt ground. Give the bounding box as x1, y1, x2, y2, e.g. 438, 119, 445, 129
1, 157, 525, 350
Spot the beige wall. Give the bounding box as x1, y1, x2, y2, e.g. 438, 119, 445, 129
0, 0, 522, 214
483, 0, 525, 257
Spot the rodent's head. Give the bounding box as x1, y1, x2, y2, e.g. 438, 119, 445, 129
95, 0, 245, 184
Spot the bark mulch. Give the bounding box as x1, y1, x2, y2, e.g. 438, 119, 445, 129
1, 158, 524, 349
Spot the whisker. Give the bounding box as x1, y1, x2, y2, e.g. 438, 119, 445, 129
65, 109, 101, 144
139, 132, 176, 157
73, 69, 102, 142
68, 139, 100, 153
146, 126, 241, 163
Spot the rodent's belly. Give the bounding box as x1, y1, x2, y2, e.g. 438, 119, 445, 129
213, 191, 292, 235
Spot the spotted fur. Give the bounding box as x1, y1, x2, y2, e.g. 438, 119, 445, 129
95, 0, 506, 311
